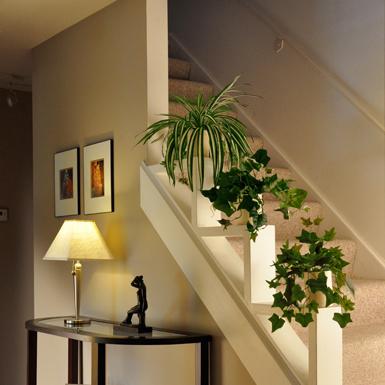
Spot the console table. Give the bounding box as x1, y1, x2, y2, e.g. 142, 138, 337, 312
26, 316, 212, 385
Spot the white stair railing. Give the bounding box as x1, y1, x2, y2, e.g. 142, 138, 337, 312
143, 160, 342, 385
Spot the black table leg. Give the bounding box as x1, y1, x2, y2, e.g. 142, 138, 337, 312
97, 344, 106, 385
27, 330, 37, 385
68, 339, 84, 384
198, 341, 210, 385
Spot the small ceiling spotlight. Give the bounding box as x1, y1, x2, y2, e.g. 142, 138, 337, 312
6, 85, 18, 108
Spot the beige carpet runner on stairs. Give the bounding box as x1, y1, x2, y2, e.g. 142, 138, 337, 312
168, 57, 385, 385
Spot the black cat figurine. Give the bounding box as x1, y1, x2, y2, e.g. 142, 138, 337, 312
121, 275, 152, 333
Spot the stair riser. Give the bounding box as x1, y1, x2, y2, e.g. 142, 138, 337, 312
351, 280, 385, 326
169, 58, 191, 80
169, 79, 214, 101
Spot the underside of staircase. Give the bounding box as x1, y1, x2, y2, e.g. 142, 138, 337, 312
142, 56, 385, 385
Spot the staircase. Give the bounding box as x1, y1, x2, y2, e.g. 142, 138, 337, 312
142, 57, 385, 384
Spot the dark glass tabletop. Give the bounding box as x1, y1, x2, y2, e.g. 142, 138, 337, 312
26, 317, 211, 345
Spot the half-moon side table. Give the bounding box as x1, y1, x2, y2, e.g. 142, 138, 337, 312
26, 316, 212, 385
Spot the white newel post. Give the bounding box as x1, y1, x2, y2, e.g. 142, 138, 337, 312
244, 225, 276, 304
309, 306, 343, 385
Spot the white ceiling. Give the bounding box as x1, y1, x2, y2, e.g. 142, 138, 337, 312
0, 0, 116, 89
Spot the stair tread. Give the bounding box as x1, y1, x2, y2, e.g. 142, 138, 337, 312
169, 78, 214, 101
169, 58, 191, 80
246, 136, 264, 153
350, 278, 385, 326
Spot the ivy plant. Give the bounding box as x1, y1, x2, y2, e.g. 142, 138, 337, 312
137, 76, 251, 191
201, 148, 307, 240
267, 217, 355, 332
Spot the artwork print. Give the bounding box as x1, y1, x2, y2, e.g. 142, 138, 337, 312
54, 148, 79, 217
91, 159, 105, 198
60, 167, 74, 200
84, 140, 113, 214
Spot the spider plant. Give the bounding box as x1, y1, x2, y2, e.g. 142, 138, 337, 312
137, 76, 251, 190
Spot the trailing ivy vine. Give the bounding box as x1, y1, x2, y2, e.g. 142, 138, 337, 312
267, 217, 355, 332
201, 148, 307, 240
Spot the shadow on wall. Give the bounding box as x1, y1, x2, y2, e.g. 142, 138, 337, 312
168, 0, 385, 277
0, 88, 33, 385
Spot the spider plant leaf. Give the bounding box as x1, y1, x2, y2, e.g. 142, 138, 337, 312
197, 128, 205, 189
164, 135, 176, 185
186, 129, 200, 190
208, 76, 241, 110
170, 95, 195, 112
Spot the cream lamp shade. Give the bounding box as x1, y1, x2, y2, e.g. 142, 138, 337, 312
44, 220, 113, 261
43, 219, 112, 327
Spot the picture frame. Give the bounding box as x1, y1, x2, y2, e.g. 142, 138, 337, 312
83, 139, 114, 214
54, 148, 80, 217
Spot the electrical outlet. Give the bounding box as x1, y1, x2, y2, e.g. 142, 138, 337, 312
0, 208, 8, 222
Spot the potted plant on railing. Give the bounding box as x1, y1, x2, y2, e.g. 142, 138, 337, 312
137, 76, 251, 191
267, 217, 355, 332
201, 148, 307, 240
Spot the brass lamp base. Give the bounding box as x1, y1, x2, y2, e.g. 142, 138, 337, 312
64, 317, 91, 326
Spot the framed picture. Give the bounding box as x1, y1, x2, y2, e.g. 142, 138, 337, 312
54, 148, 80, 217
83, 139, 114, 214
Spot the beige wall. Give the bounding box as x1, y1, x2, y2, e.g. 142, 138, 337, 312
32, 1, 255, 384
0, 88, 33, 385
253, 0, 384, 124
169, 0, 385, 277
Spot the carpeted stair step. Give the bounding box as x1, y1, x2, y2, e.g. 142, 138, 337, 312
169, 58, 191, 80
265, 200, 322, 240
169, 101, 237, 118
349, 279, 385, 326
246, 136, 264, 154
343, 323, 385, 385
169, 78, 214, 101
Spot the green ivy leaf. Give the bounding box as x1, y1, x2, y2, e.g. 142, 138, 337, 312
306, 272, 328, 294
335, 271, 346, 288
307, 300, 319, 314
283, 309, 295, 322
297, 229, 319, 244
201, 188, 217, 202
269, 313, 285, 332
295, 312, 313, 327
252, 148, 270, 167
340, 296, 355, 312
313, 216, 323, 226
325, 288, 340, 307
217, 219, 232, 229
267, 279, 280, 289
301, 217, 313, 227
272, 292, 286, 308
323, 227, 336, 242
333, 313, 352, 328
285, 188, 307, 209
275, 207, 289, 219
291, 284, 306, 302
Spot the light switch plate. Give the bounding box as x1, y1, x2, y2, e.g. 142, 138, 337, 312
0, 208, 8, 222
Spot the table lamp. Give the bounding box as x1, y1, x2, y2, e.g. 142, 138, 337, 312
43, 220, 113, 326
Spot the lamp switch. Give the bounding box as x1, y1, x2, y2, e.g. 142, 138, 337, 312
0, 208, 8, 222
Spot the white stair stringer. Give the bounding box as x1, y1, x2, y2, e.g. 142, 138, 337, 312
140, 162, 308, 385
